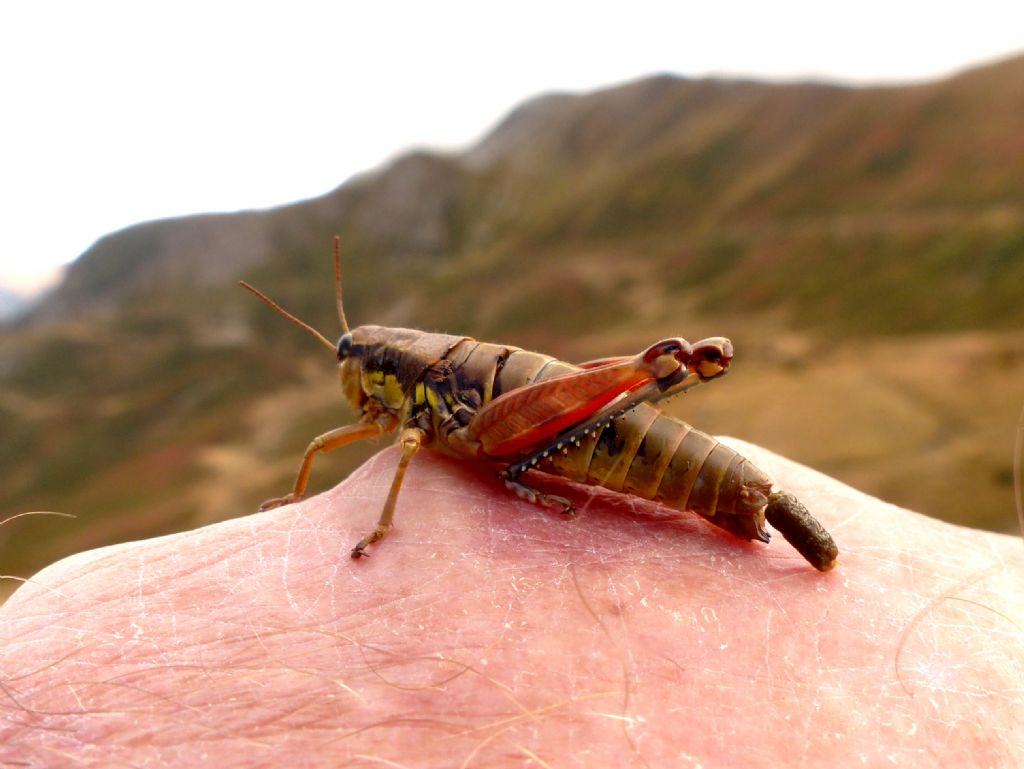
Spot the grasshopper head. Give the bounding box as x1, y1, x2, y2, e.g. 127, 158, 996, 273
335, 331, 368, 413
337, 324, 468, 418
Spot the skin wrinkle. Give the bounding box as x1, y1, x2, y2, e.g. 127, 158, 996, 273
453, 692, 619, 769
1, 444, 1022, 768
353, 753, 417, 769
281, 506, 307, 617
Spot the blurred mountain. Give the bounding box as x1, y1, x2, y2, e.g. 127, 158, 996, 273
2, 54, 1023, 596
28, 54, 1024, 332
0, 289, 29, 321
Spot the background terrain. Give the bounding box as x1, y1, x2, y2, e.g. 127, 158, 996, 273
2, 56, 1022, 598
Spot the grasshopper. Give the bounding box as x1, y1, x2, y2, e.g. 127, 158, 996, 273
241, 240, 838, 570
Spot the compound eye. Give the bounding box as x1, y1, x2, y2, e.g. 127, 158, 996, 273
336, 333, 353, 361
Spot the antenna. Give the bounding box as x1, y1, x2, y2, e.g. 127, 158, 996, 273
239, 280, 336, 353
334, 236, 350, 334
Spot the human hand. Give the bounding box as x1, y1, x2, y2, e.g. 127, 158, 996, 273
2, 439, 1021, 768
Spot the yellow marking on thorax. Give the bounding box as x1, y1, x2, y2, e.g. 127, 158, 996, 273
363, 370, 407, 410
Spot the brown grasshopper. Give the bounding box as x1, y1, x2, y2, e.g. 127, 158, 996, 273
241, 240, 838, 570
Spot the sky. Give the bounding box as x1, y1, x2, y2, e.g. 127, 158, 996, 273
2, 1, 1022, 297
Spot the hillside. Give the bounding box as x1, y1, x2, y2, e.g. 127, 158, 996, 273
0, 289, 28, 321
2, 55, 1023, 596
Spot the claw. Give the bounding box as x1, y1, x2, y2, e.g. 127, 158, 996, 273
258, 493, 301, 511
504, 477, 575, 517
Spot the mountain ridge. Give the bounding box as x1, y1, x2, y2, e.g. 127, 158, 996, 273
26, 53, 1024, 329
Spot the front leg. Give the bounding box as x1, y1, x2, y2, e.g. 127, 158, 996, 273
351, 427, 426, 558
259, 422, 384, 511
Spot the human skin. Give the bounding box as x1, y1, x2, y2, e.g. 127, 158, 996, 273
1, 439, 1021, 768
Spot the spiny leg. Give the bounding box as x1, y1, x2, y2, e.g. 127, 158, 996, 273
259, 422, 384, 511
351, 427, 425, 558
494, 338, 735, 517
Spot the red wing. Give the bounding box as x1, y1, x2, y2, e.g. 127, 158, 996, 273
575, 355, 632, 370
466, 337, 732, 459
467, 358, 654, 457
